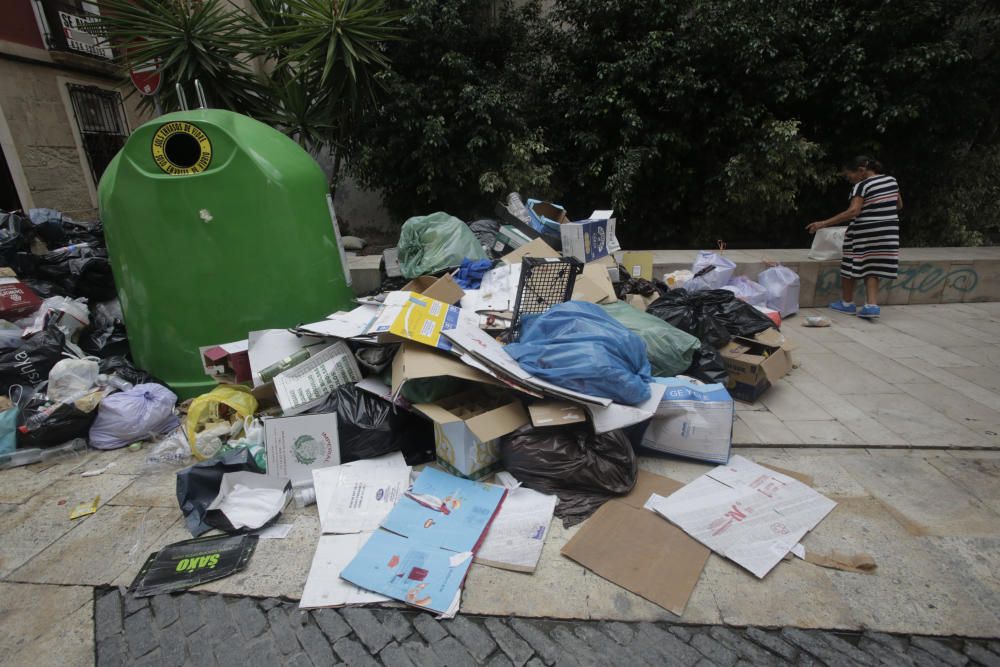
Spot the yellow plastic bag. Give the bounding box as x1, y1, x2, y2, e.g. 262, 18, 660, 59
185, 385, 258, 460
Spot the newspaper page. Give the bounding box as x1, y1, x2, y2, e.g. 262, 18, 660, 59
644, 455, 836, 578
273, 341, 361, 415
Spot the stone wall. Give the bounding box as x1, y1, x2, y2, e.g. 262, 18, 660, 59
0, 57, 148, 219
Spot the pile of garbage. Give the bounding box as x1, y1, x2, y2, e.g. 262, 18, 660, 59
3, 197, 845, 619
0, 208, 164, 467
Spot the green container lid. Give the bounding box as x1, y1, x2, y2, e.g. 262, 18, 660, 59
99, 110, 355, 398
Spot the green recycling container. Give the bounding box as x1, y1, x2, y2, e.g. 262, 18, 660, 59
98, 109, 355, 398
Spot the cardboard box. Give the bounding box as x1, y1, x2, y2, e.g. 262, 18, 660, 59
572, 262, 618, 304
719, 336, 793, 402
199, 340, 251, 384
526, 199, 569, 236
621, 251, 653, 281
391, 342, 502, 397
560, 217, 617, 263
401, 274, 465, 305
264, 413, 340, 485
414, 390, 529, 480
561, 470, 710, 615
625, 293, 656, 312
492, 225, 533, 255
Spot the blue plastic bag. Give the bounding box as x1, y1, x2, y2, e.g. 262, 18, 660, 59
505, 302, 652, 405
0, 405, 17, 455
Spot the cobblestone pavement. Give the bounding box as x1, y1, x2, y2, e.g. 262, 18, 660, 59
95, 589, 1000, 667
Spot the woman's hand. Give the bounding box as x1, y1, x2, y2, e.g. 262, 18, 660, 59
805, 221, 825, 234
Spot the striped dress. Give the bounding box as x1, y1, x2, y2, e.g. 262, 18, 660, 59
841, 175, 900, 280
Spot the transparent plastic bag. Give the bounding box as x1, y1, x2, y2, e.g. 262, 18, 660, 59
397, 212, 489, 279
722, 276, 769, 307
144, 428, 192, 473
185, 385, 258, 459
47, 357, 100, 402
601, 302, 700, 377
689, 251, 736, 290
758, 265, 800, 317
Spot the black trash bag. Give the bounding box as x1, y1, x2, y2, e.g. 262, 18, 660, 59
684, 342, 729, 386
80, 300, 129, 359
500, 425, 638, 527
467, 218, 501, 253
614, 273, 663, 301
99, 355, 165, 387
33, 245, 116, 302
27, 208, 69, 248
17, 391, 99, 449
305, 384, 435, 465
19, 277, 69, 299
712, 294, 776, 338
176, 447, 265, 537
647, 289, 732, 348
0, 324, 66, 393
0, 211, 34, 275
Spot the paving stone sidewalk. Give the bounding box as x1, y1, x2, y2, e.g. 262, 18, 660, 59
95, 589, 1000, 667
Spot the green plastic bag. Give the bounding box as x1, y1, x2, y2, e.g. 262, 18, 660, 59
601, 301, 701, 377
398, 212, 488, 279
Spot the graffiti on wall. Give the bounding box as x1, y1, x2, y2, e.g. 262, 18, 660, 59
816, 263, 979, 296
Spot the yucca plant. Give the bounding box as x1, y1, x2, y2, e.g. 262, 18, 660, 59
92, 0, 405, 185
92, 0, 262, 113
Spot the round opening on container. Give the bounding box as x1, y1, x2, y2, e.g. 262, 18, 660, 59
164, 132, 202, 169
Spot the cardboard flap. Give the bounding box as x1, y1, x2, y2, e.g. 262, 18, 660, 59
528, 401, 587, 427
411, 401, 462, 426
403, 274, 465, 305
465, 400, 529, 442
621, 251, 653, 281
581, 263, 617, 303
620, 470, 685, 509
391, 343, 500, 395
502, 238, 560, 264
761, 348, 792, 384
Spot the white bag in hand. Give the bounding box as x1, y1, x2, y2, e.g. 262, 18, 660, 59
808, 227, 846, 260
758, 265, 800, 317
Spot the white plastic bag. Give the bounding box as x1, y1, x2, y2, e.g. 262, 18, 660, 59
808, 227, 846, 261
758, 265, 801, 317
663, 270, 694, 289
47, 357, 99, 402
89, 383, 180, 450
722, 276, 769, 306
688, 251, 736, 291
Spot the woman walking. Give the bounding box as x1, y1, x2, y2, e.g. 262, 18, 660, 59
806, 156, 902, 319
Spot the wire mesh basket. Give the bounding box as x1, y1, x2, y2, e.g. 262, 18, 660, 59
509, 256, 583, 341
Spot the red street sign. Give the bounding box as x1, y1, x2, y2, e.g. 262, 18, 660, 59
129, 60, 161, 96
127, 39, 161, 96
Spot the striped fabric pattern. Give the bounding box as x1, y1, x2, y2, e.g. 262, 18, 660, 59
841, 174, 901, 280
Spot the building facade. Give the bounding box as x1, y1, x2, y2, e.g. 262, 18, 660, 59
0, 0, 149, 219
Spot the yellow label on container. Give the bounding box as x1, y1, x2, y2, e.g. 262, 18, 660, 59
151, 121, 213, 175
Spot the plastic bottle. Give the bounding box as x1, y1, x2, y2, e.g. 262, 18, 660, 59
97, 374, 133, 392
0, 437, 87, 469
292, 486, 316, 508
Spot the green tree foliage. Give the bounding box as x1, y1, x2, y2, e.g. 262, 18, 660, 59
346, 0, 554, 220
353, 0, 999, 248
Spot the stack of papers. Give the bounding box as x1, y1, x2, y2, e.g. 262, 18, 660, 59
644, 456, 837, 578
339, 467, 507, 615
300, 453, 412, 609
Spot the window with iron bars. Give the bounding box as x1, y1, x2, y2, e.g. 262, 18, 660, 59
67, 83, 130, 185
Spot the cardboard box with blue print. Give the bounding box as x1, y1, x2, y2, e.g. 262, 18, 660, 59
413, 390, 529, 480
560, 211, 619, 264
718, 336, 792, 403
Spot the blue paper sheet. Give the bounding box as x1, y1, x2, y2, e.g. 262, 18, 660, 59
339, 530, 472, 614
381, 466, 507, 553
339, 467, 507, 614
